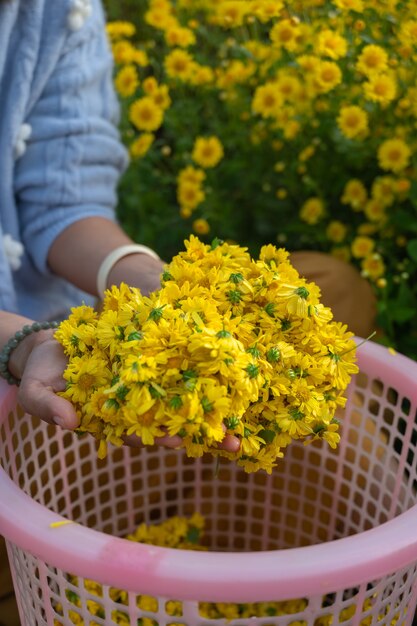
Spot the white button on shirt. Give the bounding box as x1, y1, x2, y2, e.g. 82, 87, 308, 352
68, 0, 92, 31
14, 123, 32, 159
3, 234, 24, 271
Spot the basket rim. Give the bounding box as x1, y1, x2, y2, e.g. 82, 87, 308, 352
0, 339, 417, 603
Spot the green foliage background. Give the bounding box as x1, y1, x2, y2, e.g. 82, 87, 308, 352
102, 0, 417, 359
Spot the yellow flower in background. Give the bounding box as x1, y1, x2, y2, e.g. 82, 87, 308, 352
333, 0, 364, 12
371, 176, 395, 205
270, 19, 300, 51
337, 105, 368, 139
341, 179, 367, 210
177, 181, 206, 210
214, 1, 250, 28
190, 64, 215, 86
251, 0, 284, 22
192, 218, 210, 235
130, 133, 155, 159
300, 198, 325, 224
129, 97, 164, 131
314, 61, 343, 92
142, 76, 158, 94
178, 166, 206, 186
114, 64, 139, 97
151, 84, 171, 110
192, 136, 224, 168
252, 83, 283, 118
326, 220, 347, 243
145, 7, 176, 31
378, 138, 411, 173
364, 73, 397, 104
111, 40, 136, 64
106, 0, 417, 358
106, 21, 136, 40
131, 49, 149, 66
317, 29, 348, 59
351, 235, 375, 259
399, 19, 417, 45
356, 44, 388, 75
165, 25, 196, 47
361, 253, 385, 279
165, 48, 195, 80
364, 199, 386, 223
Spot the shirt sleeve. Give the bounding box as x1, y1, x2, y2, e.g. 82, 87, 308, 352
13, 0, 129, 276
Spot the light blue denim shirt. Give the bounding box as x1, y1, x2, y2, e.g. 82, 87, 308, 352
0, 0, 128, 320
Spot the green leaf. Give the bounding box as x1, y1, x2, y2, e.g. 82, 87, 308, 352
407, 239, 417, 262
389, 306, 416, 323
186, 526, 200, 544
259, 429, 275, 444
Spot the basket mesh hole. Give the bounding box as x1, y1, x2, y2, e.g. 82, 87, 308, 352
387, 387, 399, 406
356, 371, 368, 388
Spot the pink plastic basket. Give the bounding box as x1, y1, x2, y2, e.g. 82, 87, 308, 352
1, 339, 417, 626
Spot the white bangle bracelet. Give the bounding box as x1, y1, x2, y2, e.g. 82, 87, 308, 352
96, 244, 160, 296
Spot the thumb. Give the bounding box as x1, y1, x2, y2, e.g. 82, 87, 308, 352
18, 379, 79, 430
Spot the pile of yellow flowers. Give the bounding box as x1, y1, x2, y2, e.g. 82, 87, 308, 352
56, 236, 358, 473
55, 513, 401, 626
105, 0, 417, 359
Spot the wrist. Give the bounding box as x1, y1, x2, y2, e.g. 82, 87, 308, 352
0, 322, 59, 385
96, 244, 161, 296
8, 329, 56, 380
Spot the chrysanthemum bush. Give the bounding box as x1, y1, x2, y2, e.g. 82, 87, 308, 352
104, 0, 417, 358
55, 513, 400, 626
55, 237, 358, 473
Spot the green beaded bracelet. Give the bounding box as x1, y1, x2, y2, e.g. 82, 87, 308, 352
0, 320, 60, 386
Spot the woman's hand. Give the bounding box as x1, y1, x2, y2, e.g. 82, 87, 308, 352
10, 331, 241, 453
10, 331, 79, 429
123, 428, 241, 453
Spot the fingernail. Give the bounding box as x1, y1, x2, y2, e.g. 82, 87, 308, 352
53, 416, 66, 428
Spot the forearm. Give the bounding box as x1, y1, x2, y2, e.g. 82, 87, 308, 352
47, 217, 133, 296
47, 216, 164, 297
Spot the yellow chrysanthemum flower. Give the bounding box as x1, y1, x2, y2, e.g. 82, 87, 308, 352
363, 73, 397, 104
178, 166, 206, 186
364, 199, 386, 223
193, 218, 210, 235
192, 136, 224, 168
114, 64, 139, 97
164, 48, 195, 80
165, 25, 196, 47
361, 253, 386, 280
377, 138, 411, 173
326, 221, 347, 243
130, 133, 155, 159
129, 97, 164, 132
299, 197, 325, 224
252, 83, 283, 118
317, 29, 348, 59
314, 61, 343, 92
333, 0, 364, 11
341, 179, 367, 211
351, 235, 375, 259
214, 1, 250, 29
270, 19, 300, 52
337, 105, 369, 139
356, 44, 388, 75
177, 181, 206, 210
57, 237, 357, 474
106, 21, 136, 40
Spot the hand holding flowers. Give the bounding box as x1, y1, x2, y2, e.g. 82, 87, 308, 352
55, 237, 358, 473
